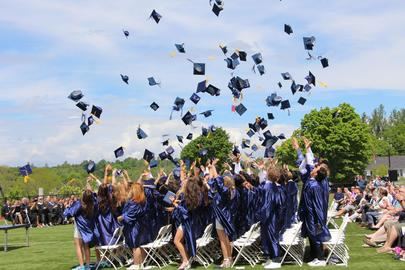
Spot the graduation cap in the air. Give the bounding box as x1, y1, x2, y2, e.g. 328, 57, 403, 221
247, 129, 255, 138
196, 80, 207, 93
80, 122, 89, 135
205, 84, 221, 96
278, 82, 282, 88
150, 102, 159, 111
320, 57, 329, 68
280, 100, 291, 110
166, 146, 175, 155
114, 146, 124, 158
19, 164, 32, 176
235, 103, 247, 116
278, 133, 286, 140
159, 152, 168, 160
212, 2, 224, 16
251, 144, 259, 152
264, 147, 275, 158
225, 58, 239, 70
238, 50, 247, 61
209, 124, 217, 133
91, 105, 102, 119
256, 65, 265, 75
267, 113, 275, 120
305, 71, 316, 86
291, 81, 303, 95
182, 111, 195, 125
190, 93, 201, 104
120, 74, 129, 84
249, 121, 259, 132
199, 148, 208, 157
241, 139, 251, 149
186, 133, 193, 140
281, 72, 292, 80
177, 135, 184, 143
137, 126, 148, 139
76, 101, 89, 111
251, 53, 263, 65
298, 97, 307, 105
149, 159, 158, 168
143, 149, 155, 163
266, 93, 282, 107
85, 161, 96, 174
200, 110, 214, 118
230, 52, 239, 60
202, 127, 209, 136
150, 10, 162, 24
193, 63, 205, 75
173, 97, 185, 111
303, 36, 316, 50
162, 139, 169, 146
148, 77, 160, 87
284, 24, 293, 35
304, 84, 312, 92
68, 90, 83, 102
88, 116, 94, 126
123, 30, 129, 38
175, 43, 186, 53
219, 44, 228, 55
233, 146, 240, 156
258, 118, 268, 130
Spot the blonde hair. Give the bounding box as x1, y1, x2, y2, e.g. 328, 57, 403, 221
127, 183, 146, 204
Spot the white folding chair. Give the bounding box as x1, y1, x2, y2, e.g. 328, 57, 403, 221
141, 224, 173, 269
327, 200, 339, 229
324, 215, 350, 266
194, 223, 215, 268
279, 222, 305, 266
231, 222, 261, 267
95, 226, 124, 270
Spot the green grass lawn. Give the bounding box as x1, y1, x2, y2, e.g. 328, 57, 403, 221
0, 221, 403, 270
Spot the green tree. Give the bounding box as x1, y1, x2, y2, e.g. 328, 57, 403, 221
383, 123, 405, 155
371, 164, 388, 177
369, 104, 387, 138
276, 103, 373, 182
180, 127, 233, 170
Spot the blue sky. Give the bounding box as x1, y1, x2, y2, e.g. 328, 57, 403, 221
1, 0, 405, 166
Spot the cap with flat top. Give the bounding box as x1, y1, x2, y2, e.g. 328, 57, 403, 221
186, 133, 193, 140
238, 50, 247, 61
123, 30, 129, 38
266, 93, 282, 107
280, 100, 291, 110
162, 139, 169, 146
321, 57, 329, 68
143, 149, 155, 163
199, 148, 208, 157
150, 10, 162, 24
303, 36, 316, 50
114, 146, 124, 158
251, 144, 258, 152
256, 65, 265, 75
85, 161, 96, 174
150, 102, 159, 111
193, 63, 205, 75
148, 77, 160, 86
225, 58, 239, 70
120, 74, 129, 84
278, 133, 286, 140
219, 44, 228, 55
281, 72, 292, 80
267, 113, 275, 120
251, 53, 263, 65
235, 103, 247, 116
182, 111, 195, 125
278, 82, 282, 88
175, 43, 185, 53
212, 3, 224, 16
149, 159, 158, 168
137, 126, 148, 139
19, 164, 32, 176
205, 84, 220, 96
298, 97, 307, 105
68, 90, 83, 102
87, 116, 94, 126
91, 105, 102, 118
241, 139, 250, 148
200, 110, 214, 118
166, 146, 175, 155
202, 127, 209, 136
76, 101, 89, 111
305, 71, 316, 86
284, 24, 293, 35
177, 135, 183, 143
159, 152, 168, 160
247, 129, 255, 137
80, 122, 89, 135
190, 93, 201, 104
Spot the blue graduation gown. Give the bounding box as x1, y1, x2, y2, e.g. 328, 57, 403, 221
96, 185, 120, 245
208, 177, 236, 241
63, 200, 100, 247
320, 177, 330, 224
172, 193, 197, 257
259, 181, 287, 259
122, 200, 148, 249
143, 182, 160, 241
300, 179, 331, 243
191, 194, 213, 239
285, 180, 298, 228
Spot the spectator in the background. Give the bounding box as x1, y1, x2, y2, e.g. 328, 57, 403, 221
333, 187, 345, 210
356, 175, 367, 191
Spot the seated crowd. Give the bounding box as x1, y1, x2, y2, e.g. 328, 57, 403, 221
331, 175, 405, 261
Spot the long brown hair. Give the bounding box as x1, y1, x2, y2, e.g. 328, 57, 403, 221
81, 189, 95, 219
127, 183, 146, 204
98, 184, 112, 214
182, 177, 200, 211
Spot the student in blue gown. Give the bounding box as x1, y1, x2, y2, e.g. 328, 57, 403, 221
96, 183, 119, 246
171, 175, 202, 270
285, 170, 299, 228
192, 175, 213, 239
117, 183, 148, 270
64, 187, 100, 270
207, 159, 236, 268
260, 165, 287, 269
300, 162, 331, 267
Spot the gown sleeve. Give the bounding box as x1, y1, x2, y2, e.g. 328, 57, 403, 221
122, 202, 144, 225
63, 201, 81, 218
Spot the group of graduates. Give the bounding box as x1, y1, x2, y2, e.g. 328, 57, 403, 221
63, 137, 332, 270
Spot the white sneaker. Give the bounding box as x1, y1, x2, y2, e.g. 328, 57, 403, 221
263, 259, 272, 267
308, 259, 327, 267
127, 264, 141, 270
264, 262, 281, 269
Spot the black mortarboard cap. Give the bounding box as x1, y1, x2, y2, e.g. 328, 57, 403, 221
196, 80, 207, 93
200, 110, 213, 118
202, 127, 209, 136
291, 81, 298, 95
162, 139, 169, 146
120, 74, 129, 84
263, 130, 272, 139
166, 146, 175, 155
123, 30, 129, 38
114, 146, 124, 158
249, 122, 259, 132
150, 10, 162, 24
278, 133, 286, 140
267, 113, 275, 120
219, 44, 228, 55
264, 147, 275, 158
281, 72, 292, 80
306, 71, 316, 86
230, 52, 239, 60
278, 82, 282, 88
149, 159, 158, 168
259, 118, 268, 130
241, 139, 250, 149
303, 36, 316, 50
76, 101, 89, 111
251, 53, 263, 65
205, 84, 220, 96
257, 65, 265, 75
182, 111, 195, 125
143, 149, 154, 163
190, 93, 201, 104
225, 58, 239, 70
266, 93, 282, 107
212, 3, 223, 16
19, 164, 32, 176
280, 100, 291, 110
238, 51, 247, 61
91, 105, 102, 118
251, 144, 258, 152
186, 133, 193, 140
148, 77, 160, 86
304, 84, 312, 92
235, 103, 247, 116
150, 102, 159, 111
233, 146, 240, 156
159, 152, 168, 160
88, 116, 94, 126
137, 126, 148, 139
193, 63, 205, 75
80, 122, 89, 135
321, 57, 329, 68
177, 135, 183, 143
68, 90, 83, 102
284, 24, 293, 35
175, 43, 185, 53
85, 161, 96, 174
298, 97, 307, 105
247, 129, 255, 137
